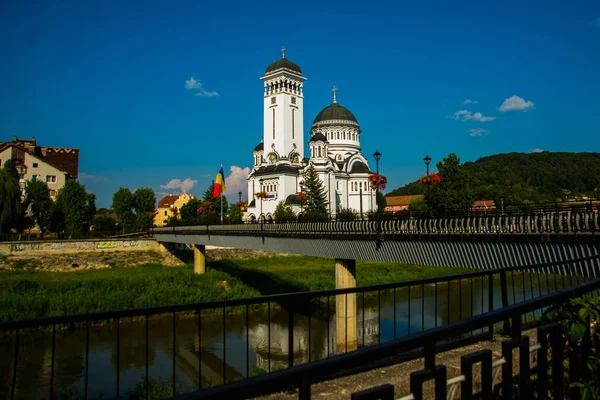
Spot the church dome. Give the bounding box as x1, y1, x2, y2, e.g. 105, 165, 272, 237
312, 103, 358, 125
254, 142, 264, 152
265, 58, 302, 74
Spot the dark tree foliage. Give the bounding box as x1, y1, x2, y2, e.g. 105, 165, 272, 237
273, 201, 296, 221
427, 153, 474, 215
228, 204, 243, 224
386, 152, 600, 205
0, 164, 21, 233
302, 164, 329, 220
92, 215, 117, 231
55, 180, 95, 237
376, 191, 386, 214
25, 179, 53, 237
202, 182, 228, 215
133, 188, 155, 231
179, 198, 202, 226
112, 187, 135, 233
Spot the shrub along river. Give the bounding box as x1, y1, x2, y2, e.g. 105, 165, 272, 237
0, 271, 577, 399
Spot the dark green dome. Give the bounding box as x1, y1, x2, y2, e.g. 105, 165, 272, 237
265, 58, 302, 74
313, 103, 358, 125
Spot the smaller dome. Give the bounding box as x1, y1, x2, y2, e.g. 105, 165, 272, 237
309, 132, 328, 143
254, 142, 264, 152
350, 161, 371, 173
265, 58, 302, 74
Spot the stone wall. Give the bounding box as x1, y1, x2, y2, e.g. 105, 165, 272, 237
0, 239, 164, 255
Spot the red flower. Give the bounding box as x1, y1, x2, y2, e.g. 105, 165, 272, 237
368, 173, 388, 191
420, 173, 441, 185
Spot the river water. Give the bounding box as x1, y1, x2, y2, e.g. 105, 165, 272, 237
0, 272, 574, 399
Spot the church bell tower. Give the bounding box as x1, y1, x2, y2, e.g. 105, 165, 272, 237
261, 47, 306, 164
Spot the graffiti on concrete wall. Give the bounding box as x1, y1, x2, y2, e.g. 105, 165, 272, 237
10, 243, 42, 253
51, 241, 97, 251
2, 239, 156, 254
96, 241, 119, 250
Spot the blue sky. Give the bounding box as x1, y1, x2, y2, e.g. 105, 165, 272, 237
1, 0, 599, 207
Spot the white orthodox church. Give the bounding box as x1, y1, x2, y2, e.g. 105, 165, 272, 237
245, 50, 377, 222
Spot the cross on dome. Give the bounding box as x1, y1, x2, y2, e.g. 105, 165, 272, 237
331, 86, 338, 103
281, 46, 286, 58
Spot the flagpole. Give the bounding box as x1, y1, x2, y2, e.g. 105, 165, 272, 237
220, 164, 224, 224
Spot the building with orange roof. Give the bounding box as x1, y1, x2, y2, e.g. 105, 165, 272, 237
153, 193, 197, 227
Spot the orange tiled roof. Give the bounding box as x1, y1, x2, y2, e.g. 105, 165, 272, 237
157, 195, 180, 208
385, 195, 424, 207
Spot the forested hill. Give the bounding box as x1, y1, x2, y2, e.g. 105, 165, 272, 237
386, 152, 600, 204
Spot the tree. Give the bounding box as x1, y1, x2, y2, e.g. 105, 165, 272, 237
165, 215, 183, 227
0, 164, 21, 234
112, 187, 135, 233
408, 197, 427, 212
55, 180, 94, 237
202, 182, 228, 216
228, 204, 243, 224
376, 191, 386, 214
25, 179, 53, 237
92, 215, 117, 231
133, 187, 155, 231
273, 201, 296, 222
302, 164, 329, 220
180, 198, 202, 226
49, 202, 65, 235
427, 153, 474, 215
85, 194, 97, 231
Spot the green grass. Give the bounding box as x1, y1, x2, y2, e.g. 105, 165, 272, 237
0, 255, 468, 322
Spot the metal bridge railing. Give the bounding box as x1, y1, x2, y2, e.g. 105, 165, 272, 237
2, 256, 599, 399
154, 206, 599, 236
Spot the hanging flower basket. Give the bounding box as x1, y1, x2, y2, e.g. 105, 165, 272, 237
420, 173, 441, 185
368, 173, 387, 191
236, 200, 248, 209
196, 207, 204, 215
255, 192, 268, 199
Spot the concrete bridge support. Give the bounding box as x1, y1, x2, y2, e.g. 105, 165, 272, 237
335, 258, 357, 353
194, 244, 206, 274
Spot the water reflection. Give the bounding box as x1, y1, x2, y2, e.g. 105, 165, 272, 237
0, 272, 574, 398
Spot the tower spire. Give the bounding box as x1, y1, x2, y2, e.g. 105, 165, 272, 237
331, 86, 338, 104
281, 46, 286, 59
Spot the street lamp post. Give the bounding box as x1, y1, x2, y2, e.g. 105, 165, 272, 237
238, 191, 242, 202
373, 151, 382, 215
423, 155, 431, 214
299, 181, 304, 218
259, 178, 264, 226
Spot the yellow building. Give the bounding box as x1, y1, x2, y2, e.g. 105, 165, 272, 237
153, 193, 197, 227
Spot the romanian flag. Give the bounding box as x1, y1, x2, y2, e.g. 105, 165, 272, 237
212, 166, 226, 198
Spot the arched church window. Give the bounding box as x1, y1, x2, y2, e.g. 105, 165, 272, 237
343, 132, 346, 140
337, 132, 340, 140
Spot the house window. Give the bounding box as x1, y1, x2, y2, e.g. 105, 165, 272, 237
271, 97, 276, 104
164, 210, 167, 216
32, 175, 37, 181
46, 175, 57, 183
33, 163, 38, 168
291, 97, 296, 105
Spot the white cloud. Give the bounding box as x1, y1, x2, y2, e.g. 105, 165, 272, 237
160, 178, 198, 194
499, 95, 535, 112
452, 109, 496, 122
224, 165, 251, 199
78, 172, 109, 182
185, 76, 219, 97
464, 99, 479, 104
529, 148, 545, 153
468, 128, 489, 137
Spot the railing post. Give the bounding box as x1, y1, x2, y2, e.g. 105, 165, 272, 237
500, 271, 509, 334
488, 273, 494, 334
288, 307, 294, 368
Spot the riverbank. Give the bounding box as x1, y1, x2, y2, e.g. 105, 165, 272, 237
0, 252, 468, 321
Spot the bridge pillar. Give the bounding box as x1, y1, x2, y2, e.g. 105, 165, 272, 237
335, 258, 357, 353
193, 244, 206, 274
